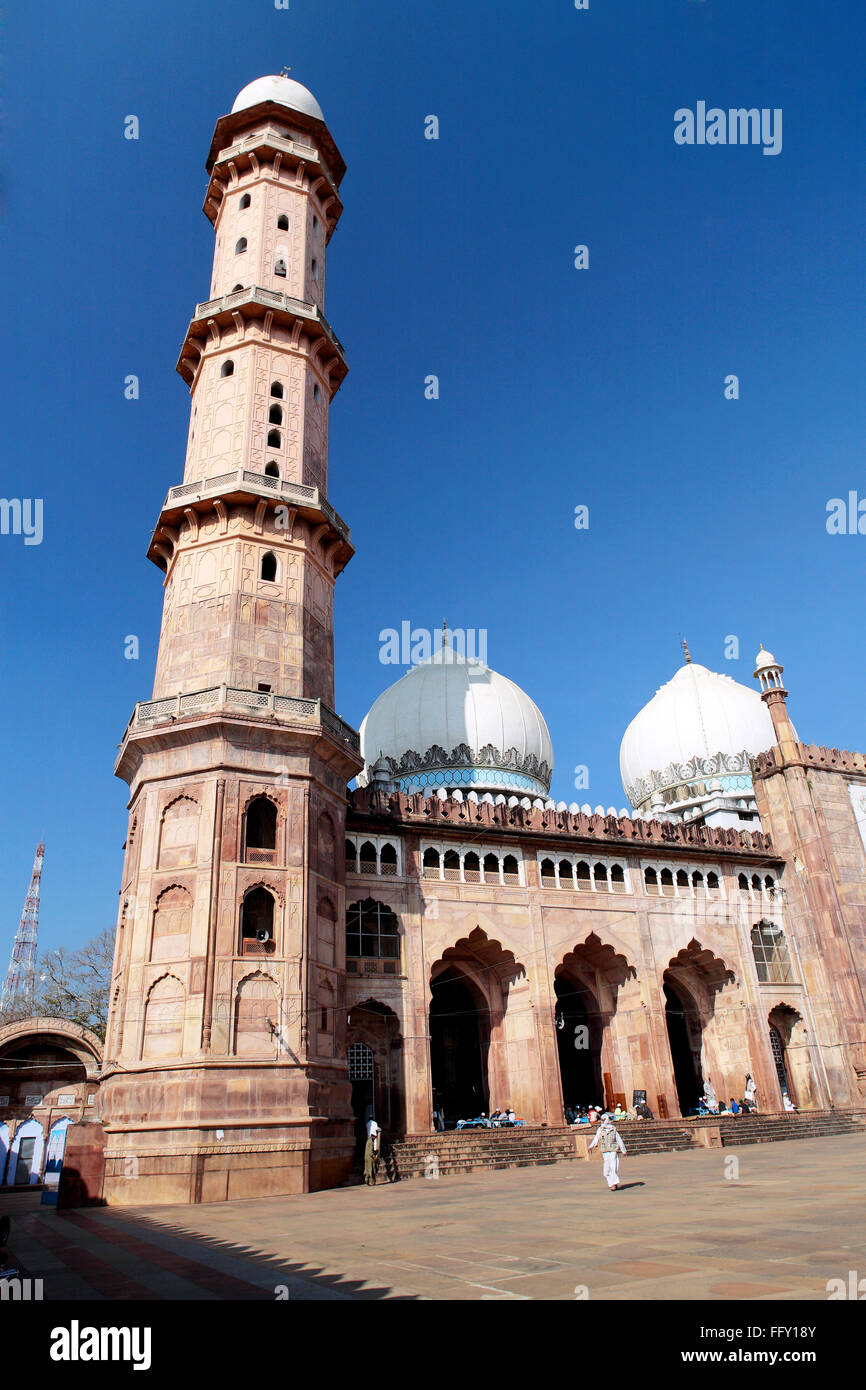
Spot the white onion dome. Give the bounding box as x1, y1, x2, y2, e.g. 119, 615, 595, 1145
620, 661, 777, 811
359, 646, 553, 797
754, 646, 778, 672
231, 75, 325, 123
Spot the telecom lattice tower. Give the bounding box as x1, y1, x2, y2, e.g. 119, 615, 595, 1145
1, 842, 45, 1016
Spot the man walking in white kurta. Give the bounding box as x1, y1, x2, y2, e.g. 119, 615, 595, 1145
589, 1113, 627, 1190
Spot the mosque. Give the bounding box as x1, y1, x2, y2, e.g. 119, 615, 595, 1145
94, 74, 866, 1205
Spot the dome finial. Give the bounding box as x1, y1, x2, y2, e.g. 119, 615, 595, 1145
681, 635, 692, 664
442, 618, 449, 648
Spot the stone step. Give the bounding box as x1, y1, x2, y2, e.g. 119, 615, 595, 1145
363, 1110, 865, 1183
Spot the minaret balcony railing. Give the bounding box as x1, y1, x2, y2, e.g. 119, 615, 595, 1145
205, 127, 342, 219
162, 467, 350, 543
122, 684, 360, 752
191, 286, 346, 360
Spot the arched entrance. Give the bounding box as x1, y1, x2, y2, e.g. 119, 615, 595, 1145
6, 1117, 44, 1186
42, 1116, 73, 1206
430, 928, 527, 1126
664, 979, 703, 1115
554, 934, 635, 1114
769, 1022, 792, 1103
768, 1005, 815, 1108
663, 940, 737, 1117
430, 966, 489, 1123
347, 1040, 375, 1155
554, 973, 602, 1107
346, 999, 404, 1137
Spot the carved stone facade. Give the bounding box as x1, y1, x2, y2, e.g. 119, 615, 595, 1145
344, 769, 866, 1133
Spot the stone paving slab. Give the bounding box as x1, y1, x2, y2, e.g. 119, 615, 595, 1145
6, 1132, 866, 1301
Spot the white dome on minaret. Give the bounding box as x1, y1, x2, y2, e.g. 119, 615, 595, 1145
620, 659, 777, 813
359, 644, 553, 797
231, 75, 325, 122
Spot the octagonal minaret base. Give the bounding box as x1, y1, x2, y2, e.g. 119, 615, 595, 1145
100, 1069, 354, 1204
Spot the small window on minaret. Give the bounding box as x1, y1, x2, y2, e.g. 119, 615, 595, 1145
270, 381, 284, 398
312, 214, 319, 232
261, 552, 278, 582
265, 462, 280, 478
267, 429, 281, 448
240, 193, 251, 209
313, 384, 321, 403
269, 404, 283, 425
311, 258, 319, 282
235, 238, 247, 254
274, 258, 287, 277
221, 360, 234, 377
277, 214, 289, 231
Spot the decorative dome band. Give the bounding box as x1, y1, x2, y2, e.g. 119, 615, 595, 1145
361, 741, 552, 796
625, 749, 754, 808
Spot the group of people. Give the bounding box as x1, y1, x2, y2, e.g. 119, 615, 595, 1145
695, 1073, 762, 1117
455, 1106, 522, 1130
565, 1099, 654, 1125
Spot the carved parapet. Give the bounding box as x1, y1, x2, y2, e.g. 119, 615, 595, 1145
802, 743, 866, 772
345, 787, 778, 861
752, 741, 866, 781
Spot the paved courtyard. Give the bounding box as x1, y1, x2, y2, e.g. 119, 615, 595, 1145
6, 1133, 866, 1300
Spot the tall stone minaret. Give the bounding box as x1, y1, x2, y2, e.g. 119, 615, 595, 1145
101, 75, 363, 1206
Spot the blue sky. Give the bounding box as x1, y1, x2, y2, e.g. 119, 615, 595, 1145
1, 0, 865, 955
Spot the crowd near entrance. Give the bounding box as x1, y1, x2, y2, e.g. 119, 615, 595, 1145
345, 927, 829, 1135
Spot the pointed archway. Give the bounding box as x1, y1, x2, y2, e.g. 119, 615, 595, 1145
554, 934, 635, 1112
664, 977, 703, 1115
346, 998, 404, 1140
768, 1004, 816, 1109
429, 928, 525, 1126
663, 940, 737, 1116
430, 967, 489, 1123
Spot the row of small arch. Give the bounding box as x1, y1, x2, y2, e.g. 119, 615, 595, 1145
421, 847, 521, 884
345, 839, 399, 875
540, 859, 628, 892
643, 868, 775, 896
